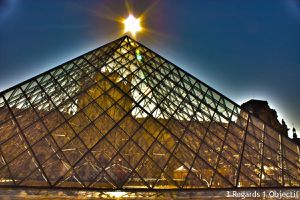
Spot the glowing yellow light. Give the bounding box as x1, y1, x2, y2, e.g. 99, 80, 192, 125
135, 49, 142, 61
123, 14, 141, 36
105, 191, 127, 198
136, 54, 142, 61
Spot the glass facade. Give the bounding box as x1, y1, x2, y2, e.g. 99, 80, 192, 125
0, 36, 299, 191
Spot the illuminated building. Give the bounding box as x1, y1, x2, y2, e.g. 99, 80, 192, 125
0, 36, 299, 199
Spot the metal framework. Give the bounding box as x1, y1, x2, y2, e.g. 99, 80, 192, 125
0, 36, 299, 193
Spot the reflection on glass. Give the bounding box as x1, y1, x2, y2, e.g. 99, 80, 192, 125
0, 36, 299, 192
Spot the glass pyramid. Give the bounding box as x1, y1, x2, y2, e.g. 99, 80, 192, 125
0, 35, 299, 191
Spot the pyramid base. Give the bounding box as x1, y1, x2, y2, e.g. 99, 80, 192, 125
0, 187, 299, 199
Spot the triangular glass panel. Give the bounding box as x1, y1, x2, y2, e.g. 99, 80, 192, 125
120, 140, 144, 168
240, 158, 261, 186
283, 173, 300, 187
90, 171, 117, 189
132, 127, 155, 152
211, 174, 232, 188
0, 167, 14, 186
79, 124, 103, 149
149, 142, 171, 170
61, 137, 88, 166
106, 126, 129, 151
123, 171, 149, 189
32, 136, 58, 166
153, 172, 179, 189
0, 119, 20, 148
190, 156, 215, 188
23, 121, 48, 145
215, 158, 238, 186
56, 170, 84, 188
106, 155, 132, 188
135, 156, 162, 189
42, 151, 71, 185
73, 153, 102, 187
91, 138, 117, 167
8, 150, 38, 182
237, 173, 257, 187
182, 170, 207, 189
19, 168, 49, 187
159, 156, 187, 189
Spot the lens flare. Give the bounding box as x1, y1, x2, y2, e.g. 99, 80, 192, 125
123, 14, 141, 36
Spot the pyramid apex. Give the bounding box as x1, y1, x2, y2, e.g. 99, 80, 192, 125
120, 34, 137, 41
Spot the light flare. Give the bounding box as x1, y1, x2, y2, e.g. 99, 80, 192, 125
123, 14, 142, 36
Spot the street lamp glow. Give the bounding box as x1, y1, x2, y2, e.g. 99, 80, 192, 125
123, 14, 141, 36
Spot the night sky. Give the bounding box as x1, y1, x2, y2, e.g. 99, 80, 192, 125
0, 0, 300, 137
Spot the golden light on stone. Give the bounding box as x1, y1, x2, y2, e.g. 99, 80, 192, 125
123, 14, 141, 36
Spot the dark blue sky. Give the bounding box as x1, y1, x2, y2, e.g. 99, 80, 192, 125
0, 0, 300, 136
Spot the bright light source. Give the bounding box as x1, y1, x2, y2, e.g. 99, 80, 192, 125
136, 49, 142, 61
123, 14, 141, 36
105, 191, 127, 198
136, 54, 142, 61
